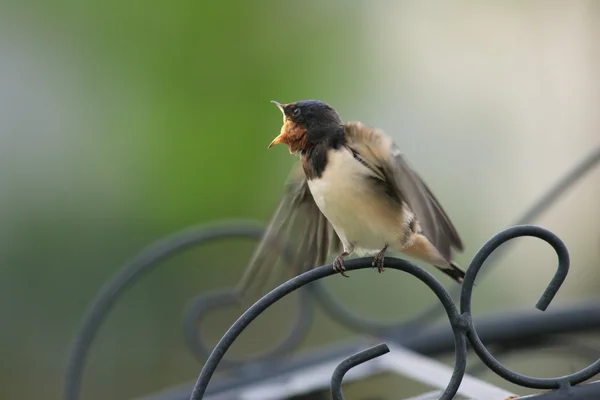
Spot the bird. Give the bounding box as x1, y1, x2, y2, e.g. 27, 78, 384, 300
236, 99, 464, 299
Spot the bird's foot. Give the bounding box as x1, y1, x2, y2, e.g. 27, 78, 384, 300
372, 245, 388, 273
333, 252, 349, 277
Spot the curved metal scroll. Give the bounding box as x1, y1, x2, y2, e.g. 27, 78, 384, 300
460, 225, 599, 390
189, 255, 470, 400
330, 344, 390, 400
63, 221, 309, 400
189, 225, 600, 400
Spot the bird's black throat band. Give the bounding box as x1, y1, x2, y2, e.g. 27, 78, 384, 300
301, 126, 345, 180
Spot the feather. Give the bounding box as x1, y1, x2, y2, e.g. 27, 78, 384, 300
343, 121, 463, 261
236, 163, 340, 301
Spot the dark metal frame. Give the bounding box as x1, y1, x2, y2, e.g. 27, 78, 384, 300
189, 225, 600, 400
63, 146, 600, 400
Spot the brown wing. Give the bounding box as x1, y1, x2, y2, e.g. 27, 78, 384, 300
235, 162, 342, 301
344, 122, 463, 261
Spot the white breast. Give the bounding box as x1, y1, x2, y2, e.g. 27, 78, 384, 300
307, 148, 366, 211
307, 148, 404, 254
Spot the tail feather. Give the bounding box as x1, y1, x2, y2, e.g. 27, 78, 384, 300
436, 261, 465, 284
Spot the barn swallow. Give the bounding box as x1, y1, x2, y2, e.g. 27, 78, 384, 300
237, 100, 464, 297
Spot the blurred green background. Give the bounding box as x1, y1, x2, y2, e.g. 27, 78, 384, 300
1, 1, 599, 399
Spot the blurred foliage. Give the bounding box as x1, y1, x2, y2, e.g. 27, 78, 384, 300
0, 2, 369, 399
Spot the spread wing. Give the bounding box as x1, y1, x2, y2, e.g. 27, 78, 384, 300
344, 122, 463, 261
235, 162, 342, 300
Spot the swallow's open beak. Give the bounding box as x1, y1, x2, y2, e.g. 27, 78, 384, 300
268, 100, 289, 150
271, 100, 285, 115
268, 133, 286, 149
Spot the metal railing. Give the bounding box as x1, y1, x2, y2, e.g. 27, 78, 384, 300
189, 225, 598, 400
64, 146, 600, 400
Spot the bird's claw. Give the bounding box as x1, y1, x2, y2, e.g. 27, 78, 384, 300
333, 256, 349, 277
372, 252, 385, 273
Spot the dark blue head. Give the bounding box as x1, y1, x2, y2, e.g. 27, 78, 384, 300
268, 99, 344, 154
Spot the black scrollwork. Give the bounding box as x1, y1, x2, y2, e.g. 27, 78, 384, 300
318, 225, 600, 400
188, 225, 598, 400
330, 344, 390, 400
189, 255, 471, 400
63, 221, 271, 400
460, 225, 600, 390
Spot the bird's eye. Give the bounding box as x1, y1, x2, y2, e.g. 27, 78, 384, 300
292, 108, 301, 117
